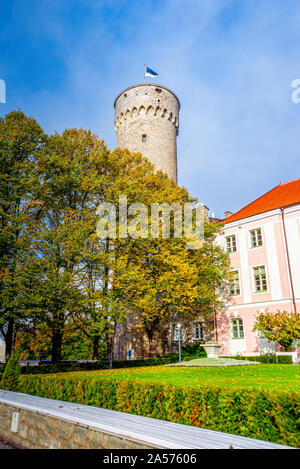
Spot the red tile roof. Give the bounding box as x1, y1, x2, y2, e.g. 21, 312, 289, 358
225, 178, 300, 223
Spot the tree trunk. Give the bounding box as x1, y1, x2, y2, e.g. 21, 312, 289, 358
148, 335, 154, 358
5, 319, 14, 361
51, 329, 63, 363
92, 336, 99, 360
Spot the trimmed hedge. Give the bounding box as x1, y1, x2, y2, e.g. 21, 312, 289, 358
225, 355, 293, 364
17, 373, 300, 447
0, 355, 185, 376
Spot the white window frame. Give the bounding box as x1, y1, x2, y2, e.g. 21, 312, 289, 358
228, 269, 241, 296
172, 324, 183, 342
225, 234, 237, 253
230, 317, 244, 339
251, 264, 269, 294
249, 227, 263, 249
193, 323, 204, 341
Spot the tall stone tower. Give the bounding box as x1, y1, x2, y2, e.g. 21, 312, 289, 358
114, 84, 180, 182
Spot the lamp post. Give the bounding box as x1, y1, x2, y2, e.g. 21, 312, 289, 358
177, 323, 181, 363
109, 334, 113, 369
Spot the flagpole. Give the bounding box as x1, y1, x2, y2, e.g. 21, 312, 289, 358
144, 64, 146, 83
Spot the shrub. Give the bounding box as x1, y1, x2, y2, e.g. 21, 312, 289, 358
183, 356, 195, 362
0, 352, 21, 391
16, 372, 300, 447
228, 354, 293, 364
253, 310, 300, 351
181, 343, 206, 358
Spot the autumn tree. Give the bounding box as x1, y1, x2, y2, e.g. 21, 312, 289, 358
70, 237, 127, 360
99, 149, 230, 355
21, 129, 111, 362
253, 310, 300, 351
1, 112, 230, 363
0, 111, 45, 359
68, 148, 192, 359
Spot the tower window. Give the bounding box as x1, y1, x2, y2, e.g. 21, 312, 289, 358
156, 88, 161, 93
142, 134, 147, 143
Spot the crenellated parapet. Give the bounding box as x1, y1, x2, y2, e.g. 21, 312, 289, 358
115, 103, 179, 135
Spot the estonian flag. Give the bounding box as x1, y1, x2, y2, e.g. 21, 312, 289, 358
144, 66, 158, 78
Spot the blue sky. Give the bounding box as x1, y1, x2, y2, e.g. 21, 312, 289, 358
1, 0, 300, 218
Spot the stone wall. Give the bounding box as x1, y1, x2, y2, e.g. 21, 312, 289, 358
114, 84, 179, 182
113, 313, 214, 361
0, 402, 151, 449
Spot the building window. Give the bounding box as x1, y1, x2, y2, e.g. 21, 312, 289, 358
225, 235, 237, 253
142, 134, 147, 143
253, 265, 268, 292
229, 270, 240, 296
194, 323, 203, 340
230, 318, 244, 339
173, 324, 183, 341
250, 228, 263, 248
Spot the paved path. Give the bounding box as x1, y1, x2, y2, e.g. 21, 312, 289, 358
0, 436, 20, 449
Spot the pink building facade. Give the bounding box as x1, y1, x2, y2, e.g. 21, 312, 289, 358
216, 179, 300, 357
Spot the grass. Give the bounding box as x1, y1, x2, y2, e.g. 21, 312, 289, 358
58, 364, 300, 393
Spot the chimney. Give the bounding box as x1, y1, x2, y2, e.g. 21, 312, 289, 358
224, 211, 233, 219
203, 205, 209, 219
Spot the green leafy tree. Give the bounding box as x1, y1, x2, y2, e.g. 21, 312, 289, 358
253, 310, 300, 351
0, 111, 45, 359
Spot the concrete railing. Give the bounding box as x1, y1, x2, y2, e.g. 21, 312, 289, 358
0, 390, 292, 449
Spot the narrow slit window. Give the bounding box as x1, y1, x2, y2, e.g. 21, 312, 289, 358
142, 134, 147, 143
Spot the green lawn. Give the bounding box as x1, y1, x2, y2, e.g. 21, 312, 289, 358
63, 364, 300, 393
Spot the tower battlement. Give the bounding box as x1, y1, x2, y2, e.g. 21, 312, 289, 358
114, 84, 180, 182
